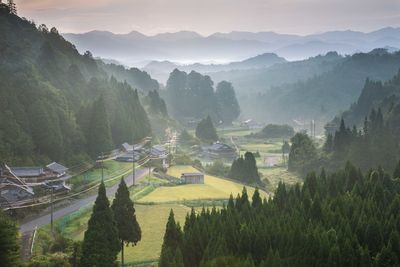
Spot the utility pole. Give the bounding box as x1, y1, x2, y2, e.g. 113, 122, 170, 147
148, 138, 152, 180
101, 152, 104, 182
132, 140, 136, 186
50, 187, 54, 234
314, 120, 316, 139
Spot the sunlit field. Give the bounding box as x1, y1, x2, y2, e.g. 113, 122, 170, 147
139, 166, 268, 203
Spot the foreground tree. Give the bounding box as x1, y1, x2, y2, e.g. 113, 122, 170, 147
159, 210, 183, 267
0, 210, 20, 266
81, 182, 120, 267
111, 177, 141, 266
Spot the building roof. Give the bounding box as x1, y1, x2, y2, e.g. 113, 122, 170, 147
10, 167, 44, 177
122, 142, 133, 151
46, 162, 68, 174
207, 142, 234, 151
152, 145, 167, 154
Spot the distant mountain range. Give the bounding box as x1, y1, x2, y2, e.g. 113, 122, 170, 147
143, 53, 286, 83
63, 27, 400, 65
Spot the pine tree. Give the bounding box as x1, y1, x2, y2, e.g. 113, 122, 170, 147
251, 188, 262, 208
81, 182, 120, 267
0, 210, 20, 266
159, 210, 183, 267
111, 177, 141, 267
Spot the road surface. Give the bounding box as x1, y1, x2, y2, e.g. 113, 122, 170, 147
20, 168, 147, 233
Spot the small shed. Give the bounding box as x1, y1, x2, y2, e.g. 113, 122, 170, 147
181, 173, 204, 184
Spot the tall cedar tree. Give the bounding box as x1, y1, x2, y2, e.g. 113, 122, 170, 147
0, 210, 20, 266
111, 177, 141, 266
195, 116, 218, 142
228, 152, 260, 184
159, 210, 184, 267
87, 96, 114, 157
81, 182, 120, 267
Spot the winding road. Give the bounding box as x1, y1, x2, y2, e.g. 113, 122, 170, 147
20, 168, 147, 233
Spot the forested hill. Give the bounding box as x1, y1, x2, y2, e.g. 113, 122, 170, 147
245, 49, 400, 126
98, 61, 160, 92
0, 7, 151, 165
332, 70, 400, 130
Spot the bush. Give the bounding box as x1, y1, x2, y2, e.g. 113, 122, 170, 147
252, 124, 295, 139
206, 160, 230, 177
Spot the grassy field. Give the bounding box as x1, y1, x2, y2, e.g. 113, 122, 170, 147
139, 166, 268, 203
33, 165, 267, 265
122, 204, 193, 264
259, 167, 301, 192
240, 142, 283, 154
34, 203, 191, 265
69, 161, 133, 192
33, 133, 300, 265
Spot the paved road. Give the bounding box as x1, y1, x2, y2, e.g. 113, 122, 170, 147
20, 168, 147, 233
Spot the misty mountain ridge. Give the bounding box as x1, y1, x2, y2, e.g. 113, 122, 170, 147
63, 27, 400, 65
143, 53, 286, 83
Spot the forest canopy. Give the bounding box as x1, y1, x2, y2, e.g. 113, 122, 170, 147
165, 69, 240, 125
0, 10, 151, 165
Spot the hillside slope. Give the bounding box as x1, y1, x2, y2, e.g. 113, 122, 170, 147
0, 8, 151, 165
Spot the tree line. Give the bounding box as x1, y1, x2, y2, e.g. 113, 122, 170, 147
159, 162, 400, 266
165, 69, 240, 125
289, 70, 400, 175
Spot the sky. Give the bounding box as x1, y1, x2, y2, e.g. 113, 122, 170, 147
17, 0, 400, 35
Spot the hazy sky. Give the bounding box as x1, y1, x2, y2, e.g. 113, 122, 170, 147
18, 0, 400, 35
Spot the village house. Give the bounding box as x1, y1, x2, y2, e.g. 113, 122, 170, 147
115, 152, 140, 162
0, 165, 34, 206
46, 162, 68, 178
203, 142, 237, 160
151, 145, 168, 158
0, 162, 70, 206
150, 145, 169, 168
181, 172, 204, 184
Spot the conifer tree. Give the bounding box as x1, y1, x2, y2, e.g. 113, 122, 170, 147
195, 115, 218, 142
111, 177, 141, 267
159, 210, 183, 267
251, 188, 262, 208
87, 96, 113, 157
81, 182, 120, 267
0, 210, 20, 266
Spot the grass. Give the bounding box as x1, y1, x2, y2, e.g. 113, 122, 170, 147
218, 128, 255, 138
138, 166, 268, 203
240, 142, 283, 154
69, 161, 133, 192
35, 202, 205, 264
259, 166, 301, 192
121, 204, 193, 264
